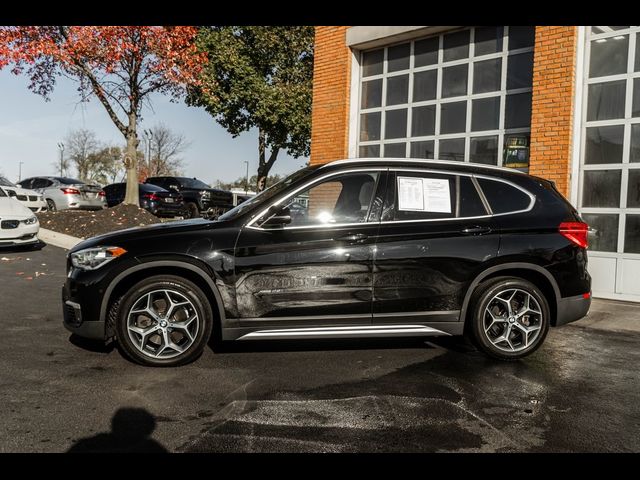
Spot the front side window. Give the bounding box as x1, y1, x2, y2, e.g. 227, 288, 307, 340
357, 26, 534, 170
259, 172, 380, 228
0, 187, 7, 197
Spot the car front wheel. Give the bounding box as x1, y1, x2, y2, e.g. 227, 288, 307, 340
115, 275, 213, 367
469, 276, 550, 361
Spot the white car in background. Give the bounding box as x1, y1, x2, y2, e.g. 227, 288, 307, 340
0, 176, 47, 213
0, 186, 40, 247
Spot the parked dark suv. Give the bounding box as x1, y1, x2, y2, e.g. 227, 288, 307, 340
63, 159, 591, 367
144, 176, 233, 219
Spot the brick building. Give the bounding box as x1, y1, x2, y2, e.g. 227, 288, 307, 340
309, 26, 640, 302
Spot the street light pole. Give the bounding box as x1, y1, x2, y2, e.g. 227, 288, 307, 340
57, 143, 64, 176
244, 160, 249, 193
18, 161, 24, 181
143, 129, 153, 175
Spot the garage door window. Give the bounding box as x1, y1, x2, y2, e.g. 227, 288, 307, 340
358, 26, 534, 170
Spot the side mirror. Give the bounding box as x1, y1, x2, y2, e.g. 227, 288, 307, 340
262, 206, 292, 229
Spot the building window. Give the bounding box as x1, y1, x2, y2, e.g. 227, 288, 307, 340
357, 26, 534, 170
579, 26, 640, 254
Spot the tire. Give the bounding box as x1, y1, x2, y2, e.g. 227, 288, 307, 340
468, 276, 550, 361
184, 202, 199, 219
46, 199, 56, 211
114, 275, 213, 367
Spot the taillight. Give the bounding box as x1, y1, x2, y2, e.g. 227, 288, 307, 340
559, 222, 588, 248
61, 188, 81, 195
143, 193, 160, 201
98, 191, 106, 197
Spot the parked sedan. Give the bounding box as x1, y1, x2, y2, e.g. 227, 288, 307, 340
17, 177, 106, 212
103, 182, 185, 218
0, 186, 39, 247
0, 176, 47, 213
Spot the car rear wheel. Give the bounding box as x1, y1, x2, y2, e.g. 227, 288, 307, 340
46, 199, 56, 211
184, 202, 199, 219
469, 276, 550, 361
115, 275, 213, 367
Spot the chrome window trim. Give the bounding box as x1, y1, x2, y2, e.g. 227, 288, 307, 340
245, 165, 535, 231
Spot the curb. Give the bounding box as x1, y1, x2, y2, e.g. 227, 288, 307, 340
38, 228, 84, 250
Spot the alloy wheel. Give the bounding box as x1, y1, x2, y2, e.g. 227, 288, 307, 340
126, 289, 200, 360
483, 288, 543, 353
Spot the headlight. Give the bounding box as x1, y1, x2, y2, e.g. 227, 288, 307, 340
70, 246, 127, 271
22, 216, 38, 225
38, 196, 44, 201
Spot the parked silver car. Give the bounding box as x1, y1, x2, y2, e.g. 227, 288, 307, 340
17, 176, 106, 211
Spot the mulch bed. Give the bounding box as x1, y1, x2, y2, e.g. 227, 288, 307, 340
36, 204, 162, 239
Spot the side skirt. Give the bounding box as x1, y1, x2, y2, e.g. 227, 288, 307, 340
222, 321, 464, 341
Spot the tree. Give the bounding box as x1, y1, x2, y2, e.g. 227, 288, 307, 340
141, 123, 188, 178
87, 146, 126, 185
187, 26, 314, 192
215, 173, 283, 191
0, 26, 207, 206
65, 128, 99, 181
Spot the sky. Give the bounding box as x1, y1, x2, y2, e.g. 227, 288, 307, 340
0, 69, 308, 186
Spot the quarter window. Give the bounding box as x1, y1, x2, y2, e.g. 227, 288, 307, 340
357, 26, 534, 169
476, 178, 532, 214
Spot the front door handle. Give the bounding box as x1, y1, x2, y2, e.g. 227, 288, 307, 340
461, 226, 492, 235
337, 233, 369, 242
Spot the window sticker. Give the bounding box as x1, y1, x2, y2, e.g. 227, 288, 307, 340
398, 176, 451, 213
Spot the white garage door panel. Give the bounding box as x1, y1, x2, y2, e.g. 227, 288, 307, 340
619, 258, 640, 296
588, 256, 617, 295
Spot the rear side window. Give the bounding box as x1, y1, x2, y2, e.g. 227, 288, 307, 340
388, 172, 487, 221
476, 177, 532, 214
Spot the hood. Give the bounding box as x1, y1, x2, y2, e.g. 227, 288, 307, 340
0, 197, 36, 218
70, 217, 216, 252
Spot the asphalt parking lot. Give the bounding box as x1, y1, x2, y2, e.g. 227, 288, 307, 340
0, 244, 639, 453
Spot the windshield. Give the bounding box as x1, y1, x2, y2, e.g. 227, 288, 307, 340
0, 176, 15, 187
178, 178, 211, 189
218, 167, 316, 222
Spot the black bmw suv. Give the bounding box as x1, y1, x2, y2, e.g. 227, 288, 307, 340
63, 159, 591, 367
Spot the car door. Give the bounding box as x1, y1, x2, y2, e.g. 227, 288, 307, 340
372, 168, 499, 324
232, 168, 387, 326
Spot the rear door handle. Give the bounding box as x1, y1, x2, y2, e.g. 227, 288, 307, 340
461, 226, 492, 235
337, 233, 369, 242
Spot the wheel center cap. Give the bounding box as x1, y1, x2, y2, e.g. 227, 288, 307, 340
160, 320, 168, 328
509, 316, 515, 323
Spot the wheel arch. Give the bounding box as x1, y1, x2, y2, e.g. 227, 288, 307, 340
460, 263, 561, 327
100, 260, 225, 339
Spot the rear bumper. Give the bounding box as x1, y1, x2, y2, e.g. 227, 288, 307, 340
556, 293, 591, 326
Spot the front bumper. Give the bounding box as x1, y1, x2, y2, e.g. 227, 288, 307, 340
0, 222, 39, 246
62, 288, 106, 340
556, 293, 591, 326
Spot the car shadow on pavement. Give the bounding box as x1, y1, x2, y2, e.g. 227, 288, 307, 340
69, 334, 115, 354
0, 241, 46, 253
67, 408, 168, 453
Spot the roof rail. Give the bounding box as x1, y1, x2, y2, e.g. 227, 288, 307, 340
319, 157, 530, 175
